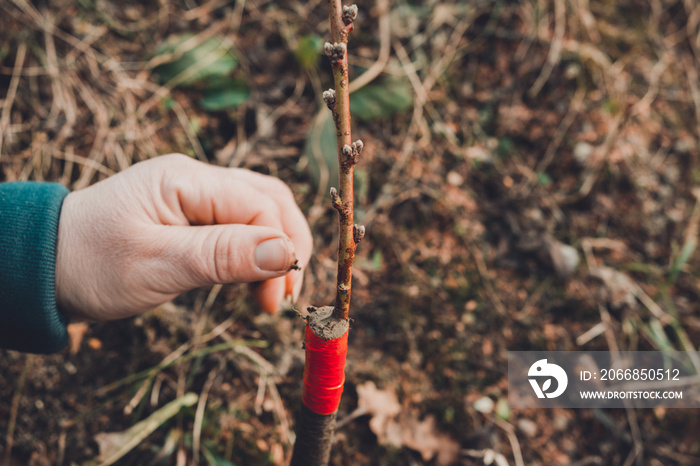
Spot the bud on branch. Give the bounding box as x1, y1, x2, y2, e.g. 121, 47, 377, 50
324, 42, 346, 66
330, 187, 342, 210
342, 4, 358, 25
322, 89, 336, 110
353, 224, 365, 243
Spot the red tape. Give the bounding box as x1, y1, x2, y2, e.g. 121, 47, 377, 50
301, 325, 349, 415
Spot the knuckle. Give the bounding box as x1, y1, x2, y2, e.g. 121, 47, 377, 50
262, 199, 283, 227
158, 155, 198, 197
208, 230, 232, 284
180, 230, 228, 285
163, 153, 193, 166
270, 177, 294, 198
266, 195, 282, 218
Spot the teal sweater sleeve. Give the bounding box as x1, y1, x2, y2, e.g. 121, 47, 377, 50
0, 182, 70, 354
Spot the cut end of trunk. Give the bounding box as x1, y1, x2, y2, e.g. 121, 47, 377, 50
306, 306, 350, 340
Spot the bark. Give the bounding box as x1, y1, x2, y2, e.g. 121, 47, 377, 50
290, 405, 337, 466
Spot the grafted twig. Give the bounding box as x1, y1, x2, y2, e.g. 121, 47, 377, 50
324, 0, 364, 320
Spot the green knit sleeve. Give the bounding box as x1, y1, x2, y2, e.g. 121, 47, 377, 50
0, 181, 70, 354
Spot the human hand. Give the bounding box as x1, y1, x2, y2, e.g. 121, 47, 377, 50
55, 154, 312, 321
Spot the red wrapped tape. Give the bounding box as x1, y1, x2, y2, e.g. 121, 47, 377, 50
301, 325, 349, 415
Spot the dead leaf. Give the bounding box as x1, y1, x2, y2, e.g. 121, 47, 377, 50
356, 381, 401, 442
87, 338, 103, 350
91, 393, 198, 466
589, 266, 637, 309
66, 322, 89, 355
392, 412, 460, 465
356, 381, 459, 465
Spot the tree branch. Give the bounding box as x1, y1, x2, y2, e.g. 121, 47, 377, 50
324, 0, 363, 320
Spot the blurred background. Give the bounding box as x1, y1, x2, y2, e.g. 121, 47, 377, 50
1, 0, 700, 464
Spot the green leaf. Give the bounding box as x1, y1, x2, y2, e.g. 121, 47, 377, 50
199, 78, 250, 111
537, 172, 552, 186
495, 397, 510, 420
350, 77, 413, 121
669, 239, 696, 284
644, 319, 674, 351
153, 34, 237, 87
354, 167, 369, 205
295, 34, 323, 70
202, 444, 236, 466
497, 137, 515, 157
162, 96, 175, 110
303, 110, 338, 194
372, 250, 383, 271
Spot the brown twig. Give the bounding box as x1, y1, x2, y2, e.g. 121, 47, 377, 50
324, 0, 363, 320
0, 42, 26, 157
4, 354, 34, 465
192, 364, 221, 464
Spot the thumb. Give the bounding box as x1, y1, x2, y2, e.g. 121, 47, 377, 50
154, 224, 297, 291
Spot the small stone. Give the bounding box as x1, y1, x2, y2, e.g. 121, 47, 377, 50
64, 361, 77, 375
558, 244, 579, 276
473, 396, 494, 413
674, 137, 696, 153
546, 238, 580, 278
447, 171, 463, 186
574, 141, 594, 165
553, 412, 569, 431
518, 419, 538, 438
565, 63, 581, 79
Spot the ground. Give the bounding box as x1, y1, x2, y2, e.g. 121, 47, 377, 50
2, 0, 700, 465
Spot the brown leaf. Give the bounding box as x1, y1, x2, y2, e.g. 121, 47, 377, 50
87, 337, 103, 350
392, 412, 460, 465
356, 381, 401, 443
589, 266, 637, 309
66, 322, 89, 355
356, 382, 459, 465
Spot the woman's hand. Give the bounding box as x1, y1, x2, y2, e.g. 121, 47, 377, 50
55, 154, 312, 320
